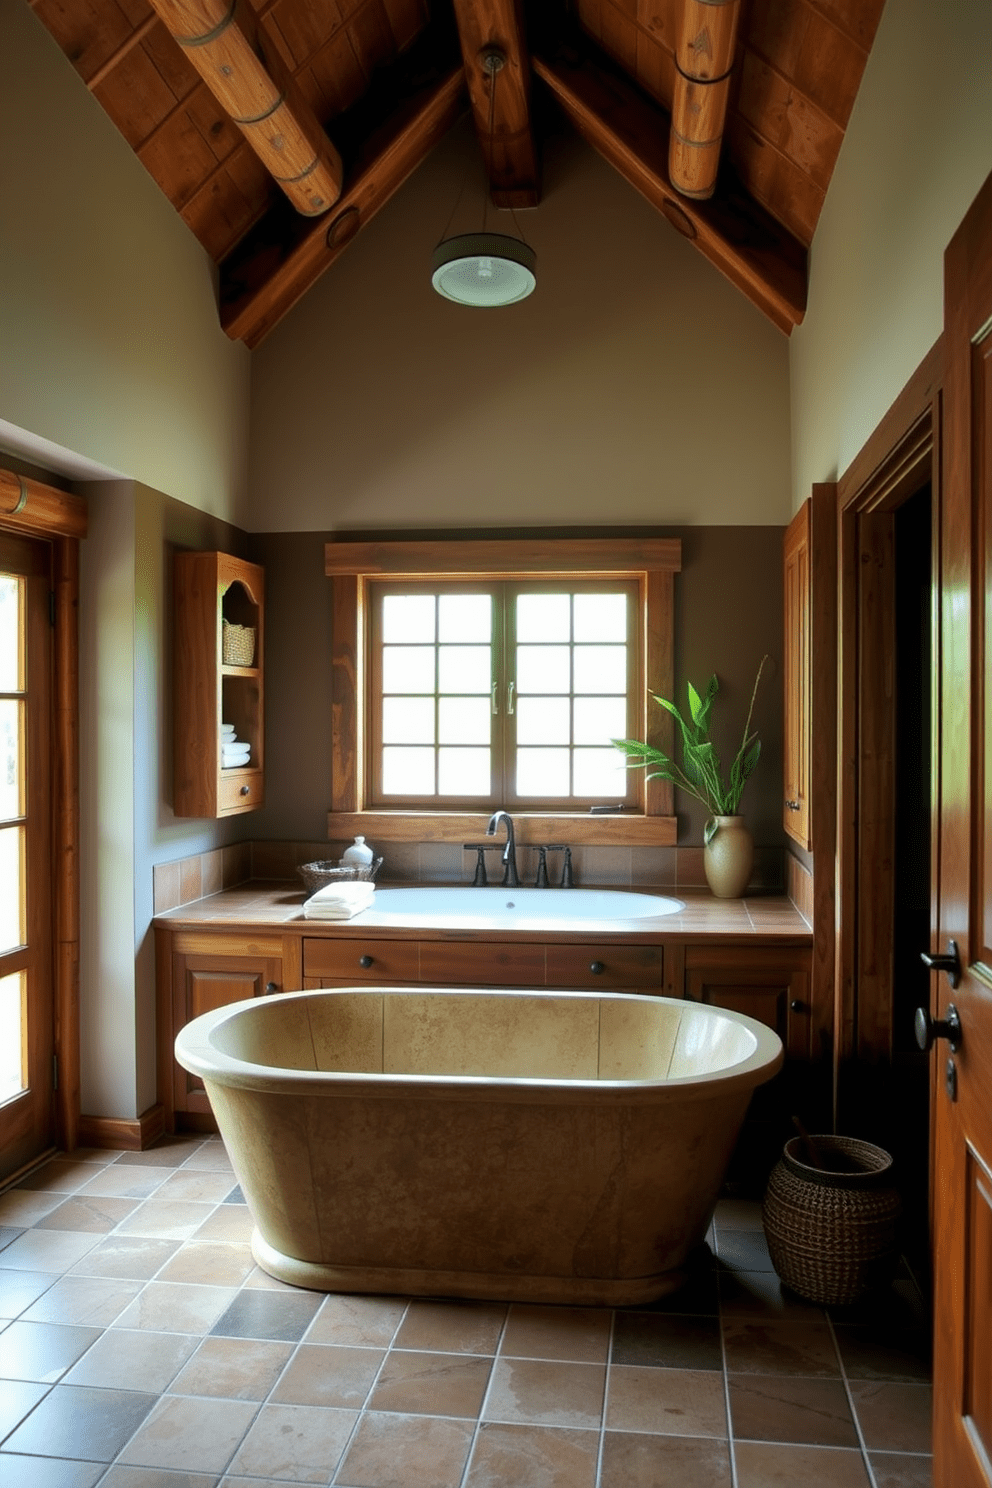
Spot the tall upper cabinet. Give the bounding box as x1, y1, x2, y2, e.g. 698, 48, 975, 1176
174, 551, 264, 817
783, 503, 811, 847
782, 486, 836, 855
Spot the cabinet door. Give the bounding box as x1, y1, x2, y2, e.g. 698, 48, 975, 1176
172, 952, 282, 1116
684, 946, 811, 1060
783, 502, 811, 848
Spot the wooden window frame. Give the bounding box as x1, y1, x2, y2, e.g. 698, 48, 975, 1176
326, 536, 681, 846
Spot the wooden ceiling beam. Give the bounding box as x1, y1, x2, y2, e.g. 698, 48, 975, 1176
450, 0, 539, 209
145, 0, 342, 216
670, 0, 741, 201
531, 43, 806, 334
220, 66, 467, 346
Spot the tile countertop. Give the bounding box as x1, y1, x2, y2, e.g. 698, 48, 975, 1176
153, 882, 812, 943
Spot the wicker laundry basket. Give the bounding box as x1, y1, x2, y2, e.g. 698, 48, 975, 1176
762, 1135, 901, 1305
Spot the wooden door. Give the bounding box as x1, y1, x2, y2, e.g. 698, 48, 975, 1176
931, 168, 992, 1487
0, 536, 54, 1180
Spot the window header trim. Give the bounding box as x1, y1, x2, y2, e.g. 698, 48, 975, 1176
325, 536, 682, 578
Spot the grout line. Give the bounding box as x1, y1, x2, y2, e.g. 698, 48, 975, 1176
825, 1311, 880, 1488
454, 1301, 511, 1488
718, 1287, 741, 1488
595, 1308, 616, 1488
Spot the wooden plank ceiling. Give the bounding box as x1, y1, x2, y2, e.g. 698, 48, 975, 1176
32, 0, 887, 346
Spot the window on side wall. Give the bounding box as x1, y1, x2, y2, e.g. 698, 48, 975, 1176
325, 535, 682, 846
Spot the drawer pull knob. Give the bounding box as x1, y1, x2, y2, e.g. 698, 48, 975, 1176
264, 982, 278, 994
359, 954, 374, 969
589, 961, 605, 975
789, 999, 806, 1013
240, 785, 250, 797
785, 799, 801, 811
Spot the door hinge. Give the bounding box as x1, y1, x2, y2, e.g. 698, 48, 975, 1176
52, 1054, 58, 1090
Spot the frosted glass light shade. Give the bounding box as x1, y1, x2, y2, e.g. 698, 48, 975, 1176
431, 233, 536, 307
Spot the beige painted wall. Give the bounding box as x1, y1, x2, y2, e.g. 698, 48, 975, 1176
248, 121, 792, 532
0, 1, 250, 523
790, 0, 992, 506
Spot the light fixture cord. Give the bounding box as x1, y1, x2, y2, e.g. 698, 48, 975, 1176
482, 56, 496, 234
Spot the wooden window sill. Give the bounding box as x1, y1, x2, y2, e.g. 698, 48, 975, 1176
326, 810, 677, 847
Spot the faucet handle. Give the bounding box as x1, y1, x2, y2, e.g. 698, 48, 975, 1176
534, 847, 549, 888
561, 847, 574, 888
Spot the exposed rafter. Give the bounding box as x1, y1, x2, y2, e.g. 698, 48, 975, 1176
451, 0, 539, 209
532, 40, 806, 334
145, 0, 342, 217
670, 0, 741, 201
221, 67, 467, 346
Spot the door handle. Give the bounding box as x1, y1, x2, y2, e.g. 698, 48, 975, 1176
914, 1003, 962, 1053
920, 938, 961, 988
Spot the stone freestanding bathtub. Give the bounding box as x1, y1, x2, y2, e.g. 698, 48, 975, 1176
175, 987, 783, 1305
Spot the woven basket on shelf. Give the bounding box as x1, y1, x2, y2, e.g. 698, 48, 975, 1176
297, 858, 383, 896
762, 1135, 901, 1306
222, 620, 256, 667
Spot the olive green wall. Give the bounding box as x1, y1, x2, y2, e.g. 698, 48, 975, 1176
246, 526, 785, 856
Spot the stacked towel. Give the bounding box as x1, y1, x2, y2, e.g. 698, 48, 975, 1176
220, 722, 251, 769
303, 881, 376, 920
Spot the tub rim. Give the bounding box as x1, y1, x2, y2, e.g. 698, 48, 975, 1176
175, 986, 784, 1105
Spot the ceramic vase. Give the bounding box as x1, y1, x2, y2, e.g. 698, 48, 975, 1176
703, 815, 753, 898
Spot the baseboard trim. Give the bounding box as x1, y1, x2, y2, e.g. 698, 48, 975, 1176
78, 1104, 166, 1152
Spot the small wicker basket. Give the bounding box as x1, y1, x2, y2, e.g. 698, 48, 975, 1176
297, 858, 383, 897
762, 1135, 901, 1306
222, 620, 256, 667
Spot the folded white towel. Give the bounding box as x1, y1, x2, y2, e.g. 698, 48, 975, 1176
220, 723, 237, 735
221, 743, 250, 757
303, 881, 375, 920
221, 748, 251, 768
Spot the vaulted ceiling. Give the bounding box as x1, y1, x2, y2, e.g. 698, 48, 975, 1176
33, 0, 886, 347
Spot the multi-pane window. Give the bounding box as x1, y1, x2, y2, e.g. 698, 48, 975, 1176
370, 581, 637, 809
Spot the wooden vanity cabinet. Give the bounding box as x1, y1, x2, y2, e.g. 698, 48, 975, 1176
174, 550, 265, 818
157, 928, 297, 1130
682, 944, 812, 1059
301, 937, 665, 993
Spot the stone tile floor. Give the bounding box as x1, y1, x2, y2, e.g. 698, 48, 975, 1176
0, 1135, 933, 1487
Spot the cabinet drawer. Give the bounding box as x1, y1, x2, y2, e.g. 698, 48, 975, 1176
218, 769, 263, 813
303, 937, 420, 982
420, 941, 546, 987
546, 944, 664, 989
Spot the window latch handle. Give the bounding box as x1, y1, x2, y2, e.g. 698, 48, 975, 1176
507, 680, 515, 715
491, 682, 499, 716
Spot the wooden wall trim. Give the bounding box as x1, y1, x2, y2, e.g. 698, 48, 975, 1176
53, 539, 81, 1152
325, 537, 683, 577
836, 337, 943, 511
78, 1105, 166, 1153
835, 354, 940, 1094
0, 470, 87, 541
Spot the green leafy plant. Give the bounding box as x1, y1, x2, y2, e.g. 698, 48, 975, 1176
613, 656, 768, 845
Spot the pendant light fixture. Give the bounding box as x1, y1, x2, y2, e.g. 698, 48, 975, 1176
431, 47, 536, 307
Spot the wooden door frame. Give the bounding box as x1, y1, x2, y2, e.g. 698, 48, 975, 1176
0, 469, 87, 1161
834, 338, 944, 1129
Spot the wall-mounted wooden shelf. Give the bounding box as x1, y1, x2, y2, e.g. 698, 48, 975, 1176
174, 551, 265, 818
